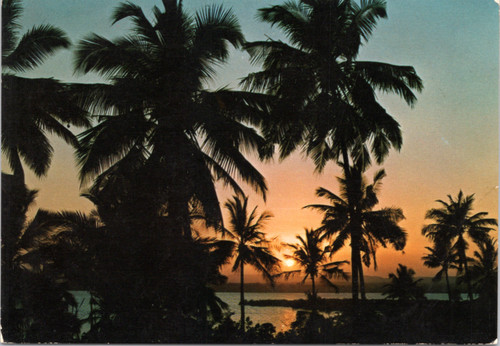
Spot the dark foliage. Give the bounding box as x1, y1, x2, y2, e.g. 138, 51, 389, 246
1, 174, 81, 342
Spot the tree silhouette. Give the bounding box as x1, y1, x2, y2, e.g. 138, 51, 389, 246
422, 191, 497, 301
305, 165, 406, 300
73, 0, 271, 239
242, 0, 422, 188
458, 236, 497, 301
422, 244, 460, 301
222, 194, 280, 330
276, 228, 349, 301
241, 0, 420, 302
2, 0, 89, 185
1, 179, 81, 342
382, 264, 425, 302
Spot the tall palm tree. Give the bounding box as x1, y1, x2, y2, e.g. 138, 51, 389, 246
305, 164, 406, 300
242, 0, 420, 304
222, 194, 280, 330
422, 191, 497, 301
422, 244, 460, 301
382, 264, 425, 302
72, 0, 272, 238
2, 0, 90, 185
241, 0, 423, 177
276, 228, 349, 301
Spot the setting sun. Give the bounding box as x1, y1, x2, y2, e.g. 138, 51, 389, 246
284, 259, 295, 267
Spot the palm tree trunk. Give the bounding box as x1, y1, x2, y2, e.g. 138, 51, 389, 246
358, 254, 367, 300
444, 267, 451, 301
462, 250, 473, 301
240, 261, 245, 331
341, 146, 360, 302
351, 243, 359, 302
311, 274, 317, 301
459, 236, 473, 301
341, 146, 351, 180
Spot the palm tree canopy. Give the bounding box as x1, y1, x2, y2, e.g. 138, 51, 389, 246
382, 264, 425, 301
422, 245, 460, 282
73, 1, 272, 230
458, 236, 498, 297
223, 194, 280, 284
277, 228, 349, 291
305, 165, 406, 269
2, 0, 70, 71
2, 0, 90, 179
423, 191, 497, 302
242, 0, 423, 170
423, 191, 497, 244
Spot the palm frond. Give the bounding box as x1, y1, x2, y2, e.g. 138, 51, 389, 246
4, 24, 70, 72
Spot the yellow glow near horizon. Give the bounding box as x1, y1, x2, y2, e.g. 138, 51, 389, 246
284, 259, 295, 267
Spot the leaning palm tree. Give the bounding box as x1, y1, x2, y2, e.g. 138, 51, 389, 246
276, 228, 349, 302
242, 0, 423, 176
222, 194, 280, 330
305, 164, 406, 300
382, 264, 425, 302
422, 191, 497, 301
73, 0, 272, 238
2, 0, 90, 185
422, 244, 460, 301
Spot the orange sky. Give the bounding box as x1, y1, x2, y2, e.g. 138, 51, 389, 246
4, 0, 499, 280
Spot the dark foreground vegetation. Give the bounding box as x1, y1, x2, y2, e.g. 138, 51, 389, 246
248, 298, 496, 344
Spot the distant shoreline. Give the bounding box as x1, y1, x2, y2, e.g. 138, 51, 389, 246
243, 297, 471, 312
213, 279, 465, 294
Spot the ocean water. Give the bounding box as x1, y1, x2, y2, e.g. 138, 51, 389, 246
70, 291, 459, 333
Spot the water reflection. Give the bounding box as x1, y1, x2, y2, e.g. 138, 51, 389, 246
70, 291, 465, 334
216, 291, 459, 332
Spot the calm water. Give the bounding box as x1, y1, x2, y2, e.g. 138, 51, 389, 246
70, 291, 459, 333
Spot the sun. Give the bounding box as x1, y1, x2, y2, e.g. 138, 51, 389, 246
284, 259, 295, 267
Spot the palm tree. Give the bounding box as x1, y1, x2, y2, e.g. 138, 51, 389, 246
2, 0, 90, 185
422, 191, 497, 301
242, 0, 419, 304
242, 0, 423, 176
222, 194, 280, 330
276, 228, 349, 301
72, 0, 272, 239
382, 264, 425, 301
305, 165, 406, 301
422, 244, 460, 301
458, 236, 498, 301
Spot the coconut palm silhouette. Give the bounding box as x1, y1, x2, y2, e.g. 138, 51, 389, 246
222, 194, 280, 330
276, 228, 349, 302
423, 191, 497, 301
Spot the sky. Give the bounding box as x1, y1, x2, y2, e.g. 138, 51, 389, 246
6, 0, 499, 279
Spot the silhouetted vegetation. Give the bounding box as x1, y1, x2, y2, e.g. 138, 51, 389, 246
382, 264, 426, 301
422, 243, 460, 301
1, 0, 497, 343
305, 165, 407, 300
2, 0, 90, 186
1, 174, 81, 342
221, 194, 280, 330
423, 191, 497, 301
275, 228, 349, 302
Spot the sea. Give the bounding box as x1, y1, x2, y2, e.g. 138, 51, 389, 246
70, 291, 461, 333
